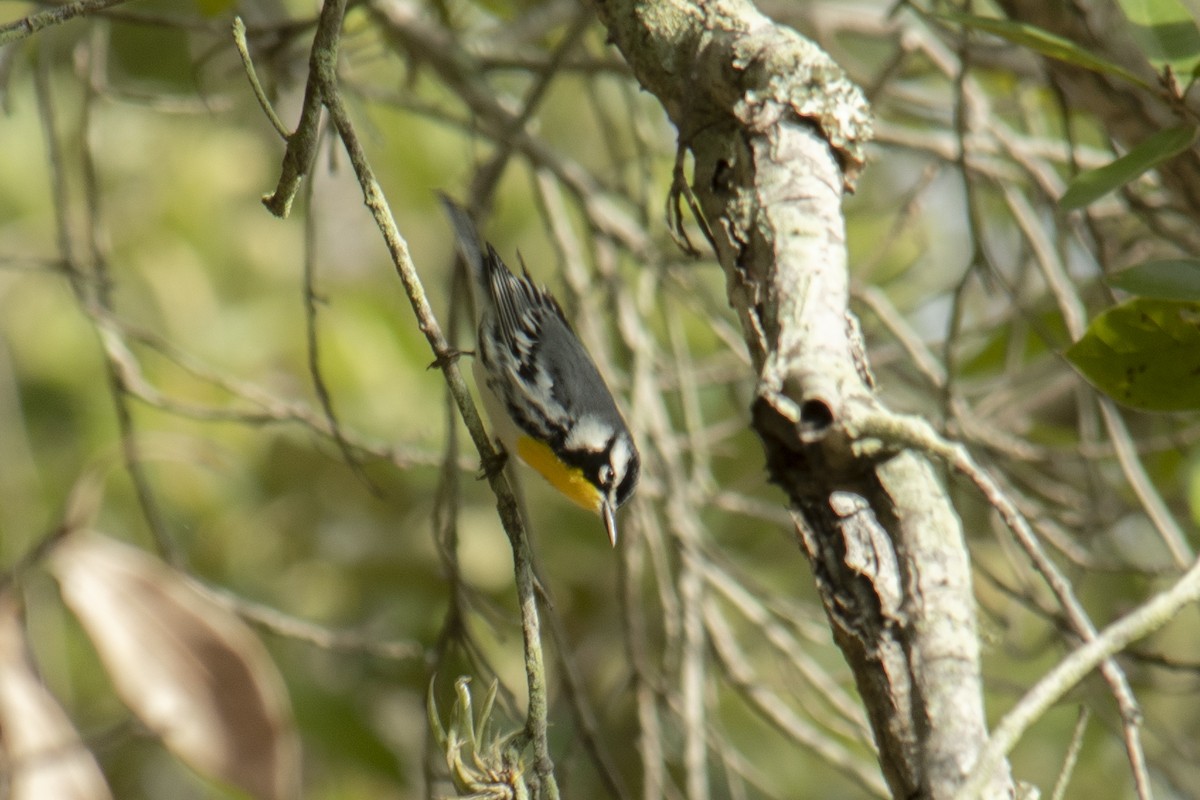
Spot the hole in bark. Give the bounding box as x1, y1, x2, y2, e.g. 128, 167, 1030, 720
799, 399, 833, 434
712, 159, 733, 192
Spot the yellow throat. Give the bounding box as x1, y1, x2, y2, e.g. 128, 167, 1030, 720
516, 435, 603, 513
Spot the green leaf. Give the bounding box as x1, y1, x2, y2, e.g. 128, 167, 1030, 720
938, 12, 1154, 89
193, 0, 235, 14
1065, 298, 1200, 411
1188, 452, 1200, 526
1059, 124, 1198, 209
1108, 259, 1200, 300
1117, 0, 1200, 79
194, 0, 236, 15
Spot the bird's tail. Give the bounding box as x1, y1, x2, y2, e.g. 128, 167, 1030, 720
439, 193, 488, 295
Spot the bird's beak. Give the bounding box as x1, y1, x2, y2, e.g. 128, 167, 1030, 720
601, 499, 618, 547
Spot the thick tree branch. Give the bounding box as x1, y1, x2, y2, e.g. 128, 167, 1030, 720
594, 2, 1013, 797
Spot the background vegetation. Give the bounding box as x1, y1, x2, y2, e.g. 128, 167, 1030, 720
2, 0, 1200, 798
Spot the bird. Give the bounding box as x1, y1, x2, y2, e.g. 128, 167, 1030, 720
440, 195, 639, 546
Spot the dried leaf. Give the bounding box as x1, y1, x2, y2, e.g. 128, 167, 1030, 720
50, 532, 301, 800
0, 595, 112, 800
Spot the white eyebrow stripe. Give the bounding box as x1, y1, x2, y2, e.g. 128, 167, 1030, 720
609, 435, 632, 479
564, 415, 613, 454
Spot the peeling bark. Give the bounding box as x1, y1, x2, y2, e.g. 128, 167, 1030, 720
594, 1, 1015, 796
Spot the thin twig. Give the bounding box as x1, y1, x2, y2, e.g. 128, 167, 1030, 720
620, 501, 669, 799
1002, 182, 1191, 569
260, 0, 342, 218
300, 145, 382, 498
469, 6, 591, 205
960, 554, 1200, 800
0, 0, 129, 46
1099, 399, 1192, 567
200, 583, 424, 661
231, 16, 290, 139
1001, 183, 1163, 799
34, 40, 178, 561
266, 3, 559, 792
703, 561, 873, 745
705, 601, 890, 798
849, 407, 1152, 791
535, 580, 633, 800
1049, 707, 1090, 800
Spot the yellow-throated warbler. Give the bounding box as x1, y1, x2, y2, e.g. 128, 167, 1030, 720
441, 196, 640, 546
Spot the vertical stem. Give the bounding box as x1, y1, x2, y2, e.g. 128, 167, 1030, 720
513, 531, 559, 800
316, 29, 559, 793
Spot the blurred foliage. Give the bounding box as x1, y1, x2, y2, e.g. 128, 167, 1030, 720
1, 0, 1200, 799
1066, 299, 1200, 411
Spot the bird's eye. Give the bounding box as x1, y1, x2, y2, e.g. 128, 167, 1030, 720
599, 464, 614, 486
